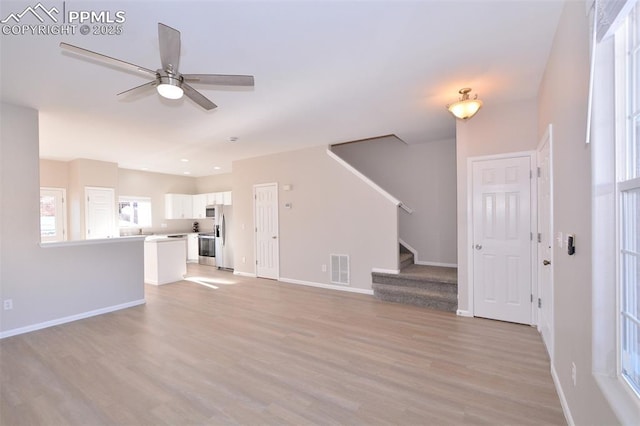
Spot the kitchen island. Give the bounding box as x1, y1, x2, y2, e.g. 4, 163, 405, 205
144, 236, 187, 285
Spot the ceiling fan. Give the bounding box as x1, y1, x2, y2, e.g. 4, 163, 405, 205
60, 23, 254, 110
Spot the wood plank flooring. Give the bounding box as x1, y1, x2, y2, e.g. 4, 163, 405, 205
0, 264, 565, 425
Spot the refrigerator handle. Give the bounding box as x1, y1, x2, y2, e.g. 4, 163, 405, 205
221, 213, 226, 246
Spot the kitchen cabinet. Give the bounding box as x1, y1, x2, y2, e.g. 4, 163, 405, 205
165, 194, 193, 219
187, 233, 199, 262
222, 191, 232, 205
144, 237, 187, 285
206, 192, 218, 206
192, 194, 208, 219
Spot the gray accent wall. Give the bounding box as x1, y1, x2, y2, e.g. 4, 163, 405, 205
332, 136, 457, 266
232, 145, 398, 290
537, 1, 617, 423
1, 103, 145, 335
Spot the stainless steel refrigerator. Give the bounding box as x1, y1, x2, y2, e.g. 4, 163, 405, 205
214, 205, 234, 270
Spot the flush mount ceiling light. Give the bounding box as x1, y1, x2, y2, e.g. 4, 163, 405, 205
446, 88, 483, 120
157, 74, 184, 100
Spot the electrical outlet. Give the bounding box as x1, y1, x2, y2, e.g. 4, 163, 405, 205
571, 362, 577, 386
3, 299, 13, 310
321, 264, 327, 272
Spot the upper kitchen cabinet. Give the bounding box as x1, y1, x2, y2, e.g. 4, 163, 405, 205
165, 194, 193, 219
205, 191, 232, 206
192, 193, 208, 219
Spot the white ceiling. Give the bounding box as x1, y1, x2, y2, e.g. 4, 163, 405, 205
0, 0, 563, 177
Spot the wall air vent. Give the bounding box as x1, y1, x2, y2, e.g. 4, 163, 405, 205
330, 254, 350, 285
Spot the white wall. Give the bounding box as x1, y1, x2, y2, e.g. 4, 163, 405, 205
537, 1, 617, 423
332, 136, 457, 266
196, 173, 232, 194
232, 145, 398, 290
455, 98, 538, 314
118, 168, 203, 235
1, 103, 145, 336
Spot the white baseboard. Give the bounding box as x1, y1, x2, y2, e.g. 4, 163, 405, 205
415, 260, 458, 268
551, 363, 575, 426
456, 309, 473, 317
398, 238, 418, 257
0, 299, 146, 339
233, 271, 257, 278
372, 267, 400, 275
279, 277, 374, 295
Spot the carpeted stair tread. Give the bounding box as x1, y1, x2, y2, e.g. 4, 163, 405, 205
373, 264, 457, 284
372, 262, 458, 312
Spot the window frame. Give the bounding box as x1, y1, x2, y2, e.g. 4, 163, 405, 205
118, 195, 152, 229
615, 0, 640, 399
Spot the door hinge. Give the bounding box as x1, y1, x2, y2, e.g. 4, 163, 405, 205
538, 298, 542, 308
530, 232, 533, 241
530, 170, 533, 179
530, 294, 533, 302
537, 233, 542, 243
537, 167, 541, 178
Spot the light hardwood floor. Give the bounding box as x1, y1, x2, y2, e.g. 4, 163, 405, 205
1, 264, 565, 425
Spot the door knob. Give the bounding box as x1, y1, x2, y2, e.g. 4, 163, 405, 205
543, 259, 551, 265
475, 244, 482, 250
272, 236, 277, 239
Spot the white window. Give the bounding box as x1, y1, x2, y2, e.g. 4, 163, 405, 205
618, 1, 640, 397
40, 187, 66, 242
118, 196, 152, 228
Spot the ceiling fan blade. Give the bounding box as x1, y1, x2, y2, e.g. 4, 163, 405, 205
158, 23, 180, 73
60, 42, 157, 77
117, 80, 159, 97
182, 83, 217, 110
182, 74, 255, 87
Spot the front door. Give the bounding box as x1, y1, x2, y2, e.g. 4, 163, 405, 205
537, 127, 554, 358
254, 183, 279, 279
85, 187, 116, 239
472, 155, 533, 324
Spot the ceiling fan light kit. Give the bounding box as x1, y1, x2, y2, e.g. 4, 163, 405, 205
447, 88, 483, 120
60, 22, 254, 110
157, 75, 184, 100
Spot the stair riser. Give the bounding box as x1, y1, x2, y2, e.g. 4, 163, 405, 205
373, 290, 457, 312
372, 275, 457, 294
400, 257, 414, 270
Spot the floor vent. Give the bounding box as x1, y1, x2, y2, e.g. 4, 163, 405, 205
330, 254, 350, 285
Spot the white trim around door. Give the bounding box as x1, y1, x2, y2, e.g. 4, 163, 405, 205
537, 124, 554, 360
253, 183, 280, 280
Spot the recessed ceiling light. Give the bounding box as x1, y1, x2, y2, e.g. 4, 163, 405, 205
141, 167, 149, 171
183, 171, 191, 175
181, 158, 189, 162
213, 166, 221, 170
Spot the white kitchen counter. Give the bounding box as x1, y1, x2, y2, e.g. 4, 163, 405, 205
144, 236, 187, 285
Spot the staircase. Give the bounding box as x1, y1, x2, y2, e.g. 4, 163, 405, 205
372, 245, 458, 312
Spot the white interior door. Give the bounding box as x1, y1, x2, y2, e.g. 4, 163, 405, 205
40, 188, 66, 242
254, 183, 279, 279
472, 156, 533, 324
85, 187, 116, 239
537, 128, 554, 359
